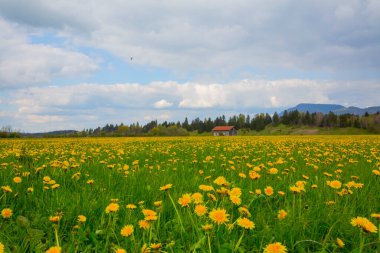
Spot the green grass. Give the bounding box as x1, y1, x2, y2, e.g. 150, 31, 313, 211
0, 136, 379, 252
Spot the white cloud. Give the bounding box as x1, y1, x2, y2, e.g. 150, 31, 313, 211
3, 79, 379, 132
0, 18, 98, 87
154, 99, 173, 108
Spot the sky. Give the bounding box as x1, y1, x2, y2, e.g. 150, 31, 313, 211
0, 0, 380, 132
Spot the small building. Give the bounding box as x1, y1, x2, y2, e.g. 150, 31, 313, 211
212, 126, 238, 136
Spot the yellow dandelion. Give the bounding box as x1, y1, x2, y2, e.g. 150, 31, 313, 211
115, 248, 127, 253
213, 176, 228, 186
139, 220, 151, 230
49, 215, 61, 223
120, 225, 134, 237
78, 215, 86, 223
87, 179, 94, 185
238, 206, 251, 217
1, 186, 12, 193
236, 217, 255, 230
27, 187, 34, 192
209, 208, 229, 225
327, 180, 342, 189
199, 185, 214, 192
264, 186, 274, 196
229, 187, 242, 197
194, 204, 207, 216
13, 177, 22, 183
45, 246, 61, 253
105, 203, 119, 213
351, 217, 378, 233
1, 208, 13, 219
371, 213, 380, 219
159, 184, 172, 191
263, 242, 287, 253
336, 238, 344, 248
178, 193, 192, 207
255, 189, 262, 195
192, 192, 203, 204
126, 204, 137, 210
150, 243, 162, 250
229, 195, 242, 206
202, 224, 213, 231
278, 209, 287, 220
0, 242, 4, 253
153, 201, 162, 207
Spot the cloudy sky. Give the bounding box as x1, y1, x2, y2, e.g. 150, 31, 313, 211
0, 0, 379, 132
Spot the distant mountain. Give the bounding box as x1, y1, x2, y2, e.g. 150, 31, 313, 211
282, 103, 380, 116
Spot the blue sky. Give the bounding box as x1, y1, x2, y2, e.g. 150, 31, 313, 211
0, 0, 380, 132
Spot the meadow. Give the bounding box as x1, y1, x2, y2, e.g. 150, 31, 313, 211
0, 136, 379, 253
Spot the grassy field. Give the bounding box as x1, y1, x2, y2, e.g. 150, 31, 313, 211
0, 136, 379, 252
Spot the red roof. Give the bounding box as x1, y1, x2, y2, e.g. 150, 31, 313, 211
212, 126, 236, 131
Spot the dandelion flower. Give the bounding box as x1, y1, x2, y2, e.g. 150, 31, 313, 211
278, 210, 287, 220
159, 184, 172, 191
229, 195, 242, 206
105, 203, 119, 213
237, 217, 255, 230
202, 224, 213, 231
229, 187, 242, 197
194, 204, 207, 216
263, 242, 287, 253
209, 208, 229, 225
150, 243, 162, 250
371, 213, 380, 219
192, 192, 203, 204
115, 248, 127, 253
1, 186, 12, 193
351, 217, 378, 233
45, 246, 61, 253
13, 177, 22, 183
199, 185, 214, 192
139, 220, 151, 230
126, 204, 137, 210
213, 176, 228, 186
153, 201, 162, 207
336, 238, 344, 248
78, 215, 86, 223
327, 180, 342, 189
49, 215, 61, 223
264, 186, 274, 196
1, 208, 13, 219
120, 225, 134, 237
0, 242, 4, 253
178, 193, 192, 207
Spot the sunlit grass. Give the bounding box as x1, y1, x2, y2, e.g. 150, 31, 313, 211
0, 136, 379, 252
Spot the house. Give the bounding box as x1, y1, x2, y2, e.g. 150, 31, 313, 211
211, 126, 238, 136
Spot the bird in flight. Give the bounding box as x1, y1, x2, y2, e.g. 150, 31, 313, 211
130, 56, 133, 61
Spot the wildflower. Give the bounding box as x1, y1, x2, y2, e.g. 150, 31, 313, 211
372, 170, 380, 176
43, 176, 51, 182
194, 204, 207, 216
239, 173, 246, 178
105, 203, 119, 213
150, 243, 162, 250
236, 217, 255, 230
278, 210, 287, 220
120, 225, 134, 237
238, 206, 251, 217
153, 201, 162, 207
351, 217, 378, 233
159, 184, 172, 191
126, 204, 137, 210
115, 248, 127, 253
1, 208, 13, 219
202, 224, 213, 231
371, 213, 380, 219
142, 209, 157, 221
199, 185, 214, 192
87, 179, 94, 185
192, 192, 203, 204
269, 168, 278, 174
263, 242, 287, 253
51, 184, 60, 189
207, 193, 217, 201
327, 180, 342, 189
1, 186, 12, 193
264, 186, 274, 196
229, 195, 242, 206
278, 191, 285, 196
13, 177, 22, 183
49, 215, 61, 223
27, 187, 34, 192
213, 176, 228, 186
336, 238, 344, 248
209, 208, 229, 225
249, 170, 261, 180
45, 246, 61, 253
78, 215, 86, 223
178, 193, 192, 207
0, 242, 4, 253
139, 220, 151, 230
255, 189, 262, 195
229, 187, 242, 197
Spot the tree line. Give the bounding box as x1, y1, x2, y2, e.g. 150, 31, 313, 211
75, 110, 380, 137
2, 110, 379, 138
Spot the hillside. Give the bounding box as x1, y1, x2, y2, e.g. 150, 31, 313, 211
283, 103, 380, 116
